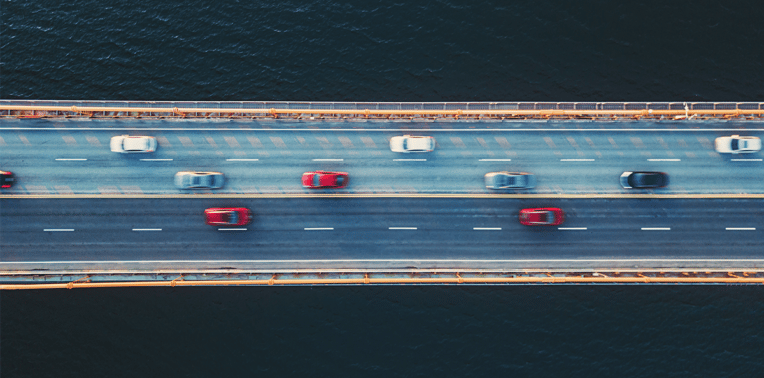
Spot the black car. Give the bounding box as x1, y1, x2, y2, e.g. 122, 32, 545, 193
0, 170, 14, 188
620, 171, 668, 189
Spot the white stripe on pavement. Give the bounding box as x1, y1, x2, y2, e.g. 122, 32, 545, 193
304, 227, 334, 230
226, 159, 259, 161
140, 159, 173, 161
43, 229, 75, 231
473, 227, 502, 230
558, 227, 588, 230
560, 159, 595, 162
731, 159, 762, 162
389, 227, 417, 230
647, 159, 681, 162
55, 158, 87, 161
641, 227, 671, 231
479, 159, 512, 161
394, 159, 427, 161
219, 228, 248, 231
132, 228, 162, 231
726, 227, 756, 231
312, 158, 344, 162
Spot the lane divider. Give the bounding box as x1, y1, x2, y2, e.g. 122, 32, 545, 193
55, 158, 87, 161
641, 227, 671, 231
474, 227, 501, 230
304, 227, 334, 231
726, 227, 756, 231
140, 158, 173, 161
226, 159, 259, 162
389, 227, 417, 230
479, 159, 512, 161
43, 229, 74, 232
132, 228, 162, 231
393, 159, 427, 161
558, 227, 587, 230
560, 159, 595, 162
312, 158, 344, 162
648, 158, 681, 161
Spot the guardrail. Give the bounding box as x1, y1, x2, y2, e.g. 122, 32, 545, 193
1, 100, 763, 120
2, 270, 763, 289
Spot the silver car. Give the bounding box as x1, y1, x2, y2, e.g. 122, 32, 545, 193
484, 172, 536, 189
174, 171, 225, 189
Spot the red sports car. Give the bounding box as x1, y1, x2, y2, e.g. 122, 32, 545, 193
204, 207, 252, 226
519, 207, 565, 226
0, 170, 14, 188
302, 170, 349, 189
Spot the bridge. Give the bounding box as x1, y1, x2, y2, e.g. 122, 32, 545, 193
2, 100, 764, 288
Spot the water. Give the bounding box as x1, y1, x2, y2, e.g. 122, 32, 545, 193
2, 0, 764, 375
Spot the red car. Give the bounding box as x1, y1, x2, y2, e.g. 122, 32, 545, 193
519, 207, 565, 226
204, 207, 252, 226
302, 170, 349, 189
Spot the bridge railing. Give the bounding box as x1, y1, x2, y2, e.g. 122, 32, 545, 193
1, 100, 763, 120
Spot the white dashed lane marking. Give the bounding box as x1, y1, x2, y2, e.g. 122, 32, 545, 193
559, 227, 587, 230
43, 229, 75, 232
731, 159, 762, 162
560, 159, 595, 162
726, 227, 756, 231
641, 227, 671, 231
389, 227, 417, 230
304, 228, 334, 231
226, 158, 259, 161
394, 159, 426, 161
479, 159, 512, 162
56, 158, 87, 161
648, 159, 680, 162
473, 227, 501, 231
219, 228, 247, 231
312, 159, 344, 162
132, 228, 162, 231
140, 159, 173, 161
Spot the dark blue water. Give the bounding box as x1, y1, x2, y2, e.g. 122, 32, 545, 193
3, 0, 764, 376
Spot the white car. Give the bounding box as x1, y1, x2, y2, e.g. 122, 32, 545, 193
174, 171, 225, 189
714, 135, 761, 154
110, 135, 157, 153
389, 135, 435, 153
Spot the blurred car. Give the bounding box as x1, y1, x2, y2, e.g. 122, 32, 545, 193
484, 172, 536, 189
205, 207, 252, 226
389, 135, 435, 153
620, 171, 669, 189
302, 170, 349, 189
0, 170, 14, 188
519, 208, 565, 226
174, 171, 225, 189
110, 135, 157, 153
714, 135, 761, 154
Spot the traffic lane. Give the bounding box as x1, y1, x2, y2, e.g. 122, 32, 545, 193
2, 198, 763, 262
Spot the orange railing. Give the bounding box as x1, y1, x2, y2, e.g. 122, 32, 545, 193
1, 100, 763, 120
2, 271, 763, 289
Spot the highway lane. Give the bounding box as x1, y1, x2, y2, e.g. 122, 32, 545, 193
2, 126, 764, 194
2, 198, 764, 271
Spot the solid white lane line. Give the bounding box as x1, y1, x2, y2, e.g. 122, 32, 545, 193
43, 229, 75, 232
479, 159, 512, 161
312, 158, 344, 162
560, 159, 595, 162
140, 158, 173, 161
304, 227, 334, 230
132, 228, 162, 231
473, 227, 501, 230
389, 227, 417, 230
726, 227, 756, 231
558, 227, 587, 230
219, 228, 247, 231
55, 158, 87, 161
394, 159, 427, 161
731, 159, 762, 162
641, 227, 671, 231
226, 158, 259, 161
647, 158, 681, 161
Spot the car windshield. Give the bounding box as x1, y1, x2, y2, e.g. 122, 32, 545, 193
731, 139, 739, 150
226, 212, 238, 224
505, 176, 516, 186
313, 174, 321, 187
336, 176, 344, 185
192, 176, 202, 186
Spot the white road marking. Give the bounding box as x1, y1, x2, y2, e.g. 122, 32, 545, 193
647, 158, 681, 161
394, 159, 427, 161
226, 158, 259, 161
132, 228, 162, 231
641, 227, 671, 231
560, 159, 595, 162
389, 227, 417, 230
55, 158, 87, 161
9, 258, 764, 265
731, 159, 762, 162
219, 228, 247, 231
304, 227, 334, 230
726, 227, 756, 231
43, 229, 75, 232
479, 159, 512, 161
558, 227, 587, 230
312, 158, 344, 162
140, 158, 173, 161
473, 227, 501, 230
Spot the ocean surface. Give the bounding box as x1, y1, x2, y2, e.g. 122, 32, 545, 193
2, 0, 764, 376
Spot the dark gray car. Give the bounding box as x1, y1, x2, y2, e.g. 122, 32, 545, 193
484, 172, 536, 189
